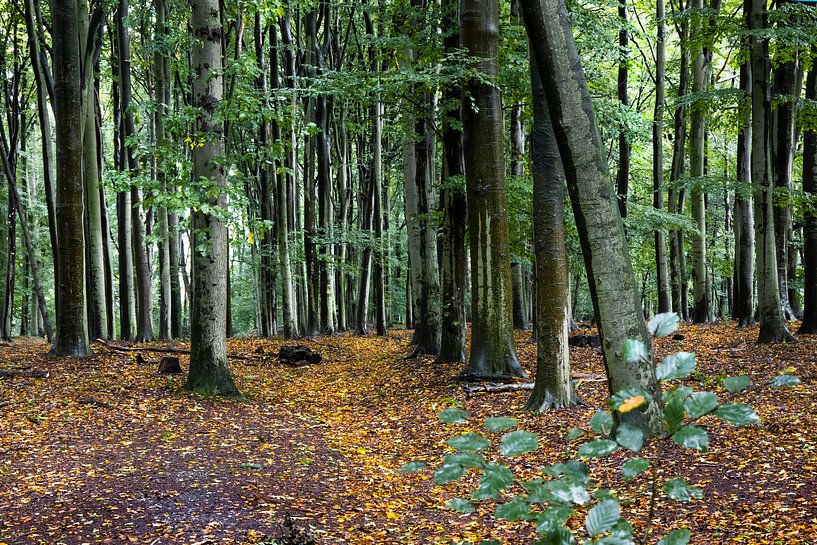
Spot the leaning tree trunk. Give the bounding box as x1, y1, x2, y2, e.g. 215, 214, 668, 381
460, 0, 524, 379
52, 0, 91, 357
520, 0, 663, 434
749, 0, 795, 343
186, 0, 239, 396
799, 57, 817, 334
734, 59, 755, 326
524, 52, 575, 411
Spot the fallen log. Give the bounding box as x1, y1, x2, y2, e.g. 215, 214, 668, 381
278, 345, 322, 367
463, 374, 606, 395
94, 339, 256, 362
0, 368, 50, 379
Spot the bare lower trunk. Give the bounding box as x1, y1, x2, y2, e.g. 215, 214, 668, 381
799, 58, 817, 334
734, 60, 755, 326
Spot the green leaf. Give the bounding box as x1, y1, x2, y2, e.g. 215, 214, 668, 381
472, 463, 514, 500
662, 385, 693, 405
662, 398, 687, 434
578, 439, 619, 458
444, 452, 486, 468
398, 461, 428, 473
484, 416, 518, 432
621, 458, 650, 480
543, 461, 590, 483
615, 422, 644, 452
663, 478, 703, 502
445, 498, 476, 514
592, 536, 635, 545
434, 463, 466, 484
621, 339, 648, 363
723, 375, 750, 393
534, 506, 574, 534
656, 352, 696, 381
535, 527, 576, 545
769, 374, 800, 388
683, 391, 719, 419
478, 541, 502, 545
546, 478, 590, 506
715, 403, 760, 426
647, 312, 680, 337
589, 410, 615, 434
438, 408, 470, 424
609, 388, 652, 413
566, 428, 586, 441
495, 496, 531, 521
586, 499, 620, 536
657, 528, 691, 545
448, 432, 491, 451
671, 425, 709, 451
500, 430, 539, 456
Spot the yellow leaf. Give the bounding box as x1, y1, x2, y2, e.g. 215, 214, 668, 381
618, 395, 646, 413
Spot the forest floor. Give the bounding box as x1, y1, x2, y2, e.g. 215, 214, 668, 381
0, 324, 815, 545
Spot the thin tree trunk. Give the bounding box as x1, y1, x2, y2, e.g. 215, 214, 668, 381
653, 0, 671, 313
155, 0, 172, 340
616, 0, 630, 219
734, 59, 755, 326
749, 0, 795, 343
799, 56, 817, 334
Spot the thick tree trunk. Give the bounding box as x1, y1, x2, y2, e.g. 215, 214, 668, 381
186, 0, 239, 396
520, 0, 663, 434
52, 0, 91, 357
749, 0, 795, 343
461, 0, 524, 379
524, 53, 575, 411
734, 60, 755, 326
799, 58, 817, 334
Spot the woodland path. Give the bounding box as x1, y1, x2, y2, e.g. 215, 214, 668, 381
0, 326, 816, 544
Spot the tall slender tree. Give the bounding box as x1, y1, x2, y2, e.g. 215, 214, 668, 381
799, 58, 817, 334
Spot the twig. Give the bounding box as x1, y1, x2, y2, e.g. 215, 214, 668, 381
94, 338, 256, 362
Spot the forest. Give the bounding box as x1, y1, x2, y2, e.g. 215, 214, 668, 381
0, 0, 816, 542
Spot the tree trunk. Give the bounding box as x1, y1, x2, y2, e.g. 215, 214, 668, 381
616, 0, 630, 219
690, 0, 711, 323
520, 0, 663, 434
799, 56, 817, 334
186, 0, 239, 396
155, 0, 172, 340
734, 59, 755, 326
524, 52, 575, 411
653, 0, 671, 313
461, 0, 524, 379
749, 0, 795, 343
436, 0, 467, 360
52, 0, 91, 357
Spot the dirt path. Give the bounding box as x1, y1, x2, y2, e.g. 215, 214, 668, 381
1, 327, 816, 544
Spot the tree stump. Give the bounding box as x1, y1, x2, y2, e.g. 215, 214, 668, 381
277, 345, 322, 367
158, 356, 182, 374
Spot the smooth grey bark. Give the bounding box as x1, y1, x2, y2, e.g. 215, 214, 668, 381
186, 0, 239, 396
799, 59, 817, 334
155, 0, 172, 340
461, 0, 524, 379
653, 0, 671, 313
520, 0, 662, 433
771, 54, 797, 320
689, 0, 711, 323
748, 0, 795, 343
52, 0, 91, 357
734, 59, 755, 326
116, 0, 153, 342
524, 53, 575, 411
